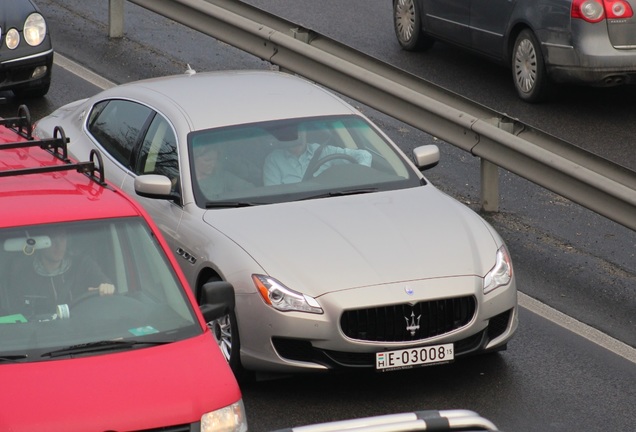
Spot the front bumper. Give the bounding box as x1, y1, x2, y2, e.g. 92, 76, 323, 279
236, 275, 518, 373
0, 49, 53, 92
271, 307, 516, 369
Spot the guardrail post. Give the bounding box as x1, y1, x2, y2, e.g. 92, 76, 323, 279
279, 27, 311, 74
481, 159, 500, 212
109, 0, 125, 38
479, 117, 517, 213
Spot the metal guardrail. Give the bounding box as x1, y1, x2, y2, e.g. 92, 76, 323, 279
109, 0, 636, 231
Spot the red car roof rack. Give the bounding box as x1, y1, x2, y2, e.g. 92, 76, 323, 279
0, 104, 34, 140
0, 106, 107, 186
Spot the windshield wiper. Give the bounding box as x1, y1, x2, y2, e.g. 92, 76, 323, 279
204, 201, 258, 208
0, 354, 28, 363
300, 187, 378, 201
41, 340, 169, 358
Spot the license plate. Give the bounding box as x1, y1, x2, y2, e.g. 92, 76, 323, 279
375, 343, 454, 372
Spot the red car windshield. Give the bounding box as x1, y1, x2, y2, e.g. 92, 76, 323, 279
0, 218, 201, 359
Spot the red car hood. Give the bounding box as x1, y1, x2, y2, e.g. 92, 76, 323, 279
0, 334, 241, 432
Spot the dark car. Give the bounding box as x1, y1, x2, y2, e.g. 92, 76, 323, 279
0, 0, 53, 98
393, 0, 636, 102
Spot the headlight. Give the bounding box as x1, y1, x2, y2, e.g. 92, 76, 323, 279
24, 13, 47, 46
253, 274, 323, 314
6, 28, 20, 49
200, 400, 248, 432
483, 245, 513, 294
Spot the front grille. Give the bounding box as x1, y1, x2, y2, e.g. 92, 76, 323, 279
340, 296, 476, 342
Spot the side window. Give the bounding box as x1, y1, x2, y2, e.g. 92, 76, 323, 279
136, 115, 180, 190
87, 100, 153, 168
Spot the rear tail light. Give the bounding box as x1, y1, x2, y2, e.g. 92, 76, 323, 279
572, 0, 634, 22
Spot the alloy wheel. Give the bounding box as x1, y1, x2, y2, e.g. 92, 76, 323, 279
394, 0, 416, 43
514, 38, 537, 93
209, 314, 232, 362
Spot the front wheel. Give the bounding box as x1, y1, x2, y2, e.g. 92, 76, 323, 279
512, 29, 550, 103
393, 0, 434, 51
204, 278, 253, 382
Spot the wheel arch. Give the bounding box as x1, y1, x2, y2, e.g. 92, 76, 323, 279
505, 22, 532, 66
195, 266, 223, 302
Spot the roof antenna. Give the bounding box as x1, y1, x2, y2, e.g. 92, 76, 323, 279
185, 64, 196, 75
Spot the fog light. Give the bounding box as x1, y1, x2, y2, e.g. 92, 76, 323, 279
31, 66, 48, 79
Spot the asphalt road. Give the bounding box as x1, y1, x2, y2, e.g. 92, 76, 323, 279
2, 1, 635, 431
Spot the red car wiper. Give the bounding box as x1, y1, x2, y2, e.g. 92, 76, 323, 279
41, 340, 169, 358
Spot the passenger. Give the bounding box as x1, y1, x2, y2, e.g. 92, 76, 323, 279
7, 227, 114, 319
262, 140, 372, 185
193, 145, 253, 197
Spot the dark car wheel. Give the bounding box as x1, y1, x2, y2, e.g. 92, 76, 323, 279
393, 0, 434, 51
512, 29, 550, 103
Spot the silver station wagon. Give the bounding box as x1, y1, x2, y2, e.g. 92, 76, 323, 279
393, 0, 636, 102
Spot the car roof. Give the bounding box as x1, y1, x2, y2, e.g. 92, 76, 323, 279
97, 70, 358, 131
0, 114, 141, 229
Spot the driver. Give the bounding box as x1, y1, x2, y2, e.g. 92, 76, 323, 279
263, 140, 372, 186
7, 226, 115, 320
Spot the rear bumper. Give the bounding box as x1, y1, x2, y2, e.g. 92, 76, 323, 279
543, 24, 636, 86
546, 44, 636, 85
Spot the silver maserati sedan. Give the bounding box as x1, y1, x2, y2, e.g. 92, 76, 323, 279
35, 70, 517, 380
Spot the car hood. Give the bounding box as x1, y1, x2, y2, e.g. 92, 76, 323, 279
0, 334, 241, 432
0, 1, 35, 26
204, 186, 500, 296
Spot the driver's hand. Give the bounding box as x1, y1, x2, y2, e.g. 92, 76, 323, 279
88, 283, 115, 296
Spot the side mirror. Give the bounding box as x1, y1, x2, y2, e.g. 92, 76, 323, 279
134, 174, 180, 203
412, 145, 440, 171
199, 281, 235, 323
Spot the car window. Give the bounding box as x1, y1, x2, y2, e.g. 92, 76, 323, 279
136, 114, 180, 190
0, 218, 200, 359
87, 100, 153, 168
187, 115, 420, 206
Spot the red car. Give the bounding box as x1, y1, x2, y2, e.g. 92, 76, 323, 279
0, 106, 247, 432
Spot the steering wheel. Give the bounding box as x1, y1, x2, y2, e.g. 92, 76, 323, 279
302, 153, 359, 181
69, 290, 102, 310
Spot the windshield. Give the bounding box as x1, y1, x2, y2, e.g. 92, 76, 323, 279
188, 115, 421, 207
0, 218, 201, 360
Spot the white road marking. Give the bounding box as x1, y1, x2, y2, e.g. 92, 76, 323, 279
54, 53, 116, 90
519, 292, 636, 364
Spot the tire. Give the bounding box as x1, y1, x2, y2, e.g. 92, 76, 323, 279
203, 277, 254, 383
393, 0, 434, 51
512, 29, 550, 103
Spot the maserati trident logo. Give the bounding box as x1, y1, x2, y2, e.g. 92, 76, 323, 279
405, 311, 421, 337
